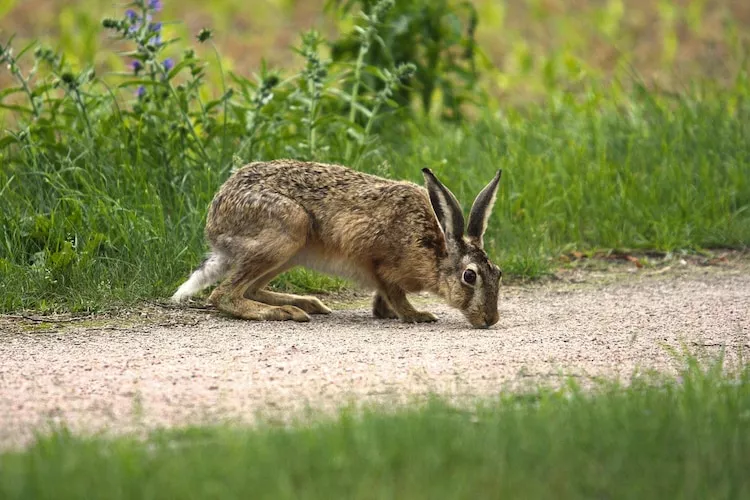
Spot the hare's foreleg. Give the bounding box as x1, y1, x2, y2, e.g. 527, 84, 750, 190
372, 293, 398, 319
377, 284, 437, 323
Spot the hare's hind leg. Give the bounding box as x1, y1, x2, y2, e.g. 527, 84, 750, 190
209, 263, 310, 322
243, 263, 331, 315
251, 289, 332, 315
209, 232, 311, 322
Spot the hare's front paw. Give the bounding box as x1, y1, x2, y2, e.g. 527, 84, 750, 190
373, 293, 398, 319
400, 311, 438, 323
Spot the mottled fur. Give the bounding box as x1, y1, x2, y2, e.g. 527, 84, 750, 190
172, 159, 503, 328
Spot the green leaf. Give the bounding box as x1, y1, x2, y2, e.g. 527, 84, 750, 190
346, 126, 365, 144
0, 104, 33, 114
0, 135, 17, 149
166, 59, 195, 79
15, 38, 38, 59
117, 80, 163, 89
0, 87, 25, 101
50, 241, 76, 269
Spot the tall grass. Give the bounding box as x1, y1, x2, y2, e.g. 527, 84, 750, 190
0, 0, 749, 312
390, 82, 750, 265
1, 358, 749, 499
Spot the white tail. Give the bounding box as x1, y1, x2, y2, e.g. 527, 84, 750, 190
171, 251, 230, 302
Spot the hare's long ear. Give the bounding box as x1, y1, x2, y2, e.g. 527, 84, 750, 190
466, 170, 502, 247
422, 168, 465, 242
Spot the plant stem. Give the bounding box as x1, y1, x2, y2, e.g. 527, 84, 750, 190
210, 41, 229, 166
344, 42, 369, 162
159, 66, 210, 163
71, 88, 94, 143
308, 83, 318, 158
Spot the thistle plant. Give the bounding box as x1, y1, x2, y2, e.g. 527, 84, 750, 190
298, 31, 329, 159
234, 66, 281, 161
344, 0, 395, 161
364, 63, 416, 138
102, 0, 210, 162
0, 37, 42, 120
327, 0, 482, 121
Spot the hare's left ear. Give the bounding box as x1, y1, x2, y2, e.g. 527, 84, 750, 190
422, 168, 465, 242
466, 170, 502, 247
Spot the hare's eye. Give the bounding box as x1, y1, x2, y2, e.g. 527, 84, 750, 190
462, 269, 477, 285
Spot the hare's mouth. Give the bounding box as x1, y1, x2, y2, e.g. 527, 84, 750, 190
464, 310, 498, 329
461, 314, 487, 329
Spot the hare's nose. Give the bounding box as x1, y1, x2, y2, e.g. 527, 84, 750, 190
485, 311, 499, 327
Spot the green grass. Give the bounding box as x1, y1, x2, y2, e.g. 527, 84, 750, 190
0, 1, 749, 313
1, 358, 749, 499
2, 83, 748, 312
383, 85, 750, 260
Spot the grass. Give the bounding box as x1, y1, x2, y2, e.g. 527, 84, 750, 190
1, 79, 748, 312
1, 357, 748, 499
0, 0, 748, 313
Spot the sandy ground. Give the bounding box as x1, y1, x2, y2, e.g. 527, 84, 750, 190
1, 259, 749, 448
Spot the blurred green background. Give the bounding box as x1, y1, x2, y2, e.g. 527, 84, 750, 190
2, 0, 748, 102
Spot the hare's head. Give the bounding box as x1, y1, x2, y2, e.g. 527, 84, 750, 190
422, 168, 503, 329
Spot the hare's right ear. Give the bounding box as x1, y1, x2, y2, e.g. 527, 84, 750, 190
422, 168, 465, 242
466, 169, 502, 247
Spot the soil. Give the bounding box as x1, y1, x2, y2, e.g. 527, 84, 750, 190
1, 255, 749, 449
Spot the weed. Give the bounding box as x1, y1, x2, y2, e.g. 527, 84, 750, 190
327, 0, 482, 121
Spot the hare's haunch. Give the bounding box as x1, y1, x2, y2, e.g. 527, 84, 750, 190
172, 160, 503, 328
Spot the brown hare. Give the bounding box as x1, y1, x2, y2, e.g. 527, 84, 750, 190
171, 160, 503, 328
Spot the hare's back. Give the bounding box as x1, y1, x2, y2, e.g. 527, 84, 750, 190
230, 160, 390, 192
210, 159, 438, 242
223, 160, 425, 207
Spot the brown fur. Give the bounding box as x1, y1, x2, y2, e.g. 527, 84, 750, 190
172, 159, 503, 328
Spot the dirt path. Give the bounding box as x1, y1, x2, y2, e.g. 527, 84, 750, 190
1, 260, 749, 448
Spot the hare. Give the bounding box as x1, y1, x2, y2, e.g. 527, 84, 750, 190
171, 160, 503, 328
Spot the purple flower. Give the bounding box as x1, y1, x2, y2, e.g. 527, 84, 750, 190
130, 60, 143, 73
131, 15, 153, 33
136, 86, 146, 98
125, 9, 137, 21
149, 21, 162, 32
163, 58, 174, 72
149, 0, 162, 12
149, 34, 162, 46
